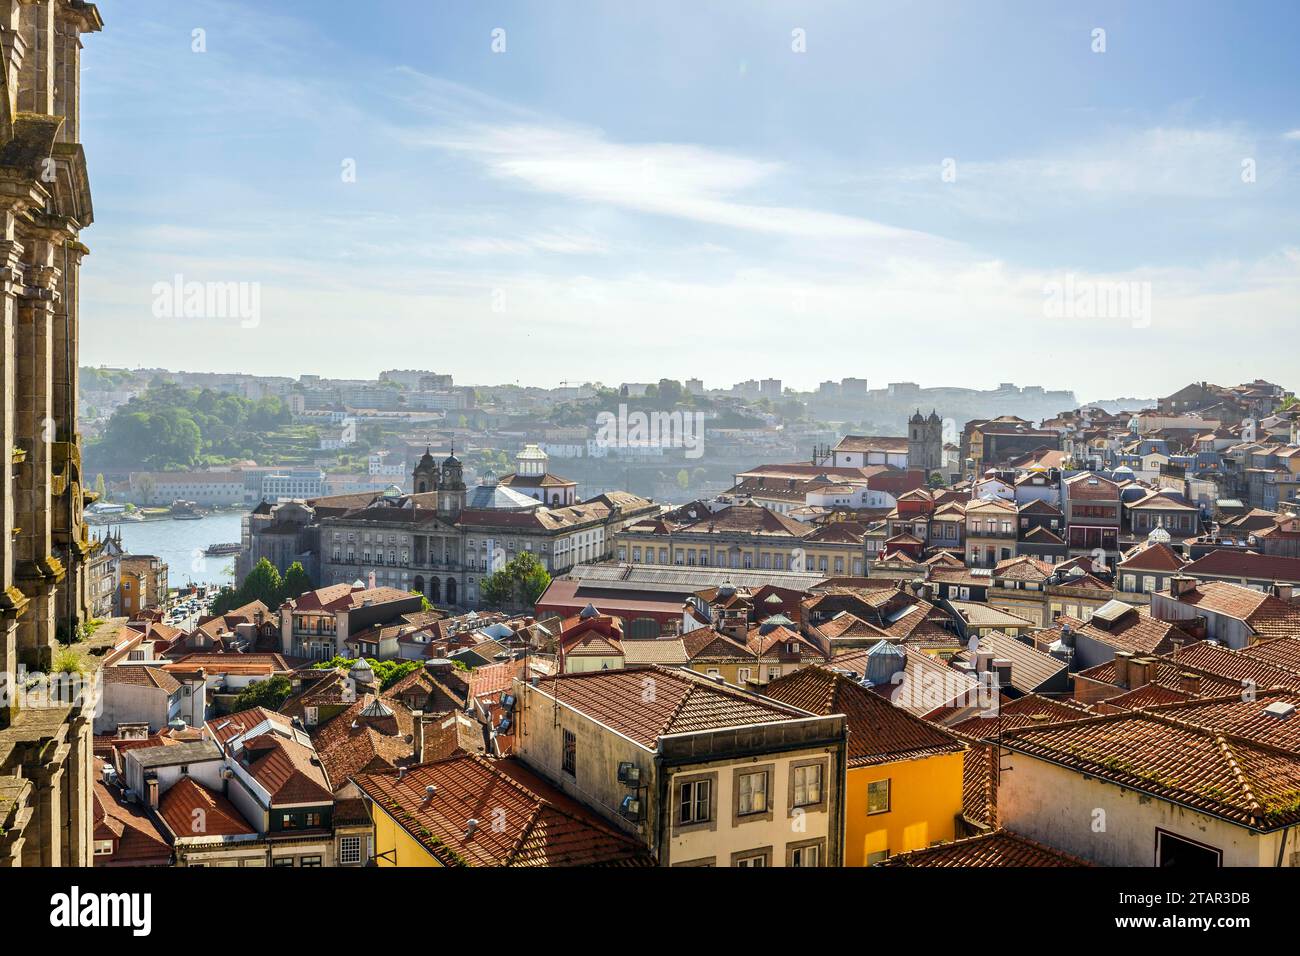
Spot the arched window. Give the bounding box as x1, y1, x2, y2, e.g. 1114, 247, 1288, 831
446, 577, 457, 605
429, 577, 440, 603
413, 575, 424, 595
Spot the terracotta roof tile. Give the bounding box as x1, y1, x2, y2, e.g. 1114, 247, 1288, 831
532, 666, 814, 748
1002, 710, 1300, 830
158, 777, 255, 838
765, 666, 963, 768
102, 664, 181, 694
354, 754, 653, 866
879, 828, 1090, 867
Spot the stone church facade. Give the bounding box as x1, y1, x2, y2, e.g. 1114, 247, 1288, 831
0, 0, 103, 867
908, 409, 944, 477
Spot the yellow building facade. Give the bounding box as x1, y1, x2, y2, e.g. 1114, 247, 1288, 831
847, 749, 965, 867
763, 665, 966, 867
368, 801, 441, 867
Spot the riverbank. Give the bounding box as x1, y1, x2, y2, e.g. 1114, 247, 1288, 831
109, 513, 243, 588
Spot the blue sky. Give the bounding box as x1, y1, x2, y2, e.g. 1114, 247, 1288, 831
80, 0, 1300, 400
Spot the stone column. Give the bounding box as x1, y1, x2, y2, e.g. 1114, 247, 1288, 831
14, 237, 61, 666
24, 752, 64, 866
53, 3, 81, 144
0, 225, 22, 725
16, 0, 55, 117
62, 712, 91, 865
51, 238, 86, 630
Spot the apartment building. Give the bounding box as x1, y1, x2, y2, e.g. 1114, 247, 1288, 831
998, 701, 1300, 866
615, 502, 867, 577
279, 583, 424, 661
119, 555, 169, 615
764, 666, 965, 866
1061, 472, 1121, 558
513, 666, 847, 866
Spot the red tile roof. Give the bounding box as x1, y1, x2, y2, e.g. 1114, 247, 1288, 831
1049, 608, 1192, 657
1162, 580, 1300, 639
1183, 550, 1300, 583
879, 828, 1090, 867
1002, 710, 1300, 830
354, 754, 653, 866
531, 665, 816, 749
102, 664, 181, 694
943, 693, 1091, 740
765, 666, 963, 768
1118, 542, 1189, 573
158, 777, 255, 838
238, 733, 333, 805
93, 781, 172, 864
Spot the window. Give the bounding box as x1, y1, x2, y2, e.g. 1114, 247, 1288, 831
678, 779, 712, 825
736, 667, 752, 683
732, 849, 770, 867
1156, 829, 1222, 867
339, 836, 362, 864
866, 849, 890, 865
793, 764, 823, 807
737, 771, 768, 815
272, 857, 295, 868
867, 778, 891, 814
561, 729, 576, 776
299, 856, 322, 868
789, 843, 821, 867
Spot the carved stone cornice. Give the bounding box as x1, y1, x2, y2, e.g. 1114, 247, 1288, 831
0, 585, 29, 621
16, 554, 65, 584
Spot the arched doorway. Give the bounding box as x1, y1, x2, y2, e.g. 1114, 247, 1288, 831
413, 575, 424, 596
445, 577, 457, 605
429, 577, 441, 603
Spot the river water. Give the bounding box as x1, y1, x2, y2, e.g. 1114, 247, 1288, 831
98, 513, 244, 589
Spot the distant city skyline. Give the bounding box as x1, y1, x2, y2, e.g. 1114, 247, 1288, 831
80, 1, 1300, 396
84, 361, 1173, 406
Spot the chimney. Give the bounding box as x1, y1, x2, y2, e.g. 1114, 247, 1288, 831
145, 777, 159, 810
1131, 657, 1157, 687
1170, 575, 1198, 599
974, 651, 994, 674
1272, 582, 1295, 603
412, 712, 431, 763
1179, 672, 1202, 696
1114, 651, 1133, 689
